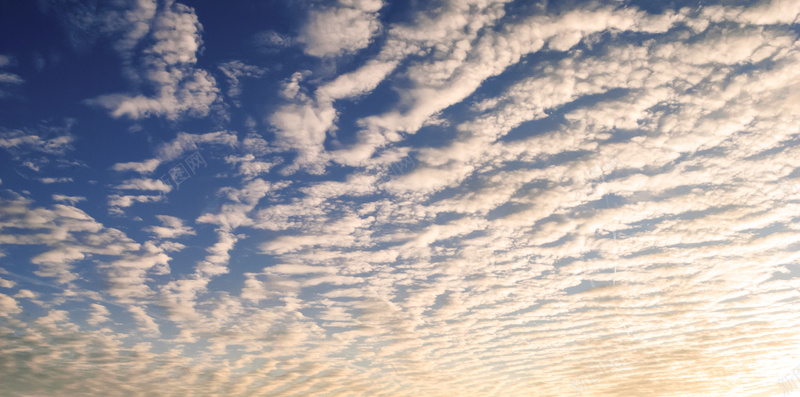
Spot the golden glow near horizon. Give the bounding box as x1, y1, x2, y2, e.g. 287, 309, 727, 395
2, 0, 800, 396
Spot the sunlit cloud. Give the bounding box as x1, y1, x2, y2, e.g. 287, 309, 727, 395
2, 0, 800, 396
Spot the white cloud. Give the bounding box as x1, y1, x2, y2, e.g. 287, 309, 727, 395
265, 264, 337, 275
114, 178, 172, 193
252, 30, 294, 51
145, 215, 196, 239
112, 158, 161, 173
13, 290, 37, 300
0, 293, 22, 316
317, 58, 399, 100
106, 130, 249, 215
197, 179, 280, 231
0, 72, 23, 84
6, 1, 800, 396
87, 0, 219, 119
0, 54, 22, 98
158, 231, 240, 326
38, 177, 73, 184
108, 193, 163, 209
99, 242, 172, 301
225, 154, 277, 179
0, 277, 15, 288
52, 194, 86, 205
268, 100, 336, 174
218, 60, 265, 106
0, 128, 74, 155
733, 0, 800, 25
111, 130, 237, 176
347, 5, 685, 164
128, 305, 160, 336
87, 303, 110, 326
299, 0, 384, 57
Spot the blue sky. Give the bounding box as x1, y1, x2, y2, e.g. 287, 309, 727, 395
1, 0, 800, 396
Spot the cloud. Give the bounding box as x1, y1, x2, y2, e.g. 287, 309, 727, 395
224, 154, 277, 179
732, 0, 800, 25
0, 128, 74, 156
145, 215, 196, 239
344, 5, 685, 164
197, 178, 281, 231
252, 30, 294, 53
108, 193, 163, 209
0, 54, 23, 98
13, 289, 37, 300
52, 194, 86, 205
156, 131, 237, 160
99, 241, 172, 302
218, 60, 266, 106
269, 0, 512, 170
299, 0, 384, 57
128, 305, 160, 336
38, 0, 113, 51
113, 178, 172, 193
38, 177, 74, 184
86, 0, 220, 119
0, 122, 81, 185
107, 130, 242, 214
0, 54, 12, 67
112, 158, 161, 173
265, 70, 340, 173
111, 130, 237, 176
268, 100, 336, 174
0, 293, 22, 316
264, 264, 337, 275
157, 231, 240, 325
0, 194, 153, 290
5, 1, 800, 396
0, 277, 15, 288
89, 70, 218, 120
86, 303, 110, 326
0, 72, 23, 84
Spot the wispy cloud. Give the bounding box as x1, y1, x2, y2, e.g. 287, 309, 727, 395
0, 54, 23, 98
0, 128, 74, 156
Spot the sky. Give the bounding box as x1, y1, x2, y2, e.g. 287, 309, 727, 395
1, 0, 800, 395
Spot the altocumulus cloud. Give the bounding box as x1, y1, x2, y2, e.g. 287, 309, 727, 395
1, 0, 800, 396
